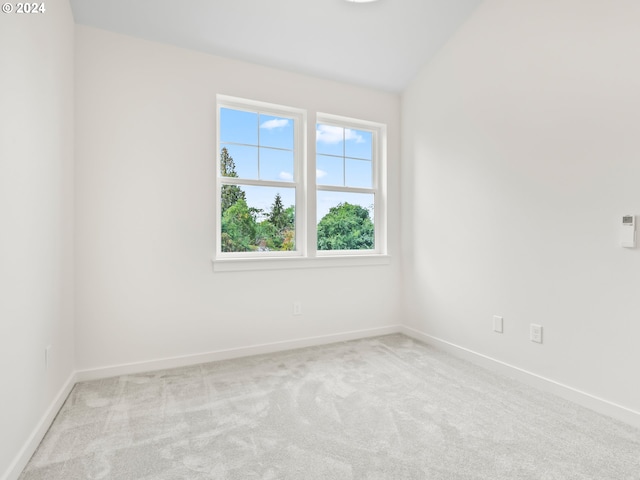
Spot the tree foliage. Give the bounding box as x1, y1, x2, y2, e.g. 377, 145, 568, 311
219, 149, 296, 251
220, 198, 257, 252
268, 193, 287, 231
262, 194, 295, 250
316, 202, 374, 250
220, 147, 245, 215
220, 150, 373, 253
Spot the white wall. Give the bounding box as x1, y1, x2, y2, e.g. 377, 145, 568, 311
402, 0, 640, 413
74, 27, 401, 371
0, 1, 75, 478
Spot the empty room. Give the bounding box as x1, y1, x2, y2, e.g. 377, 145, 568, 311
1, 0, 639, 478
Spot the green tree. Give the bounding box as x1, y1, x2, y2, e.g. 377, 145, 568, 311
282, 206, 295, 250
259, 193, 295, 250
221, 198, 257, 252
255, 220, 279, 250
268, 193, 290, 232
220, 147, 246, 215
284, 205, 295, 228
317, 203, 374, 250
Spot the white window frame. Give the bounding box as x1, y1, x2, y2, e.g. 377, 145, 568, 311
213, 96, 388, 271
314, 113, 387, 257
215, 95, 307, 260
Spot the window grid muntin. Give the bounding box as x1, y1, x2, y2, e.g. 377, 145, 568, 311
315, 117, 381, 254
220, 110, 296, 183
215, 97, 386, 262
217, 96, 305, 257
316, 122, 374, 189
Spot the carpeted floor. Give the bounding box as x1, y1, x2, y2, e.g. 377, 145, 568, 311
19, 334, 640, 479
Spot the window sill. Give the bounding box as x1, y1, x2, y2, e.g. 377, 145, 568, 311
212, 254, 391, 272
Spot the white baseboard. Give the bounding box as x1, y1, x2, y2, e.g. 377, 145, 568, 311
13, 323, 636, 480
2, 372, 76, 480
76, 325, 403, 382
6, 325, 402, 479
401, 325, 640, 429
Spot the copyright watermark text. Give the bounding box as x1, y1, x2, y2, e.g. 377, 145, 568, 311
2, 2, 46, 14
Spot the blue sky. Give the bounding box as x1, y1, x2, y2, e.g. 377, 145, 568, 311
220, 108, 374, 222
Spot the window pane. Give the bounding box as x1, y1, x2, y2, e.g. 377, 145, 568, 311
316, 124, 344, 156
345, 158, 372, 188
344, 128, 372, 160
220, 108, 258, 145
316, 154, 344, 186
317, 191, 375, 251
260, 148, 294, 182
220, 144, 258, 180
221, 185, 296, 252
259, 114, 294, 149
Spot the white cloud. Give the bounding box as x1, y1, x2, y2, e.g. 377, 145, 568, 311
316, 125, 343, 144
316, 169, 327, 178
279, 171, 293, 180
260, 118, 289, 130
316, 124, 364, 144
345, 128, 365, 144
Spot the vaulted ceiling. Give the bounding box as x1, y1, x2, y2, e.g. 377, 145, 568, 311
70, 0, 482, 92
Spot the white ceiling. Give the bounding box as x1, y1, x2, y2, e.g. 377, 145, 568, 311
69, 0, 482, 92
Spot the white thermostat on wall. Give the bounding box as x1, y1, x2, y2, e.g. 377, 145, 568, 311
621, 215, 636, 248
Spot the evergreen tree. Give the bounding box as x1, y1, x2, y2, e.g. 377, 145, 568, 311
220, 147, 245, 215
258, 193, 295, 250
268, 193, 288, 232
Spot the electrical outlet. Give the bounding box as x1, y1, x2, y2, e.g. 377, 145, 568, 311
493, 315, 503, 333
530, 324, 543, 344
293, 302, 302, 316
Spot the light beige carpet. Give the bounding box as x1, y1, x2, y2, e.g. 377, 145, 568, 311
19, 334, 640, 479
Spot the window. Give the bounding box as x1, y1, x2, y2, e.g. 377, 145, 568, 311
216, 96, 305, 257
215, 96, 386, 269
316, 115, 385, 255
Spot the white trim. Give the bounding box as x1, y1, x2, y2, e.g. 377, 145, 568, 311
221, 177, 297, 189
316, 185, 374, 194
214, 100, 386, 261
76, 325, 402, 382
8, 325, 640, 480
7, 326, 402, 479
216, 95, 307, 259
212, 253, 391, 272
315, 113, 386, 255
400, 325, 640, 429
2, 373, 76, 480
